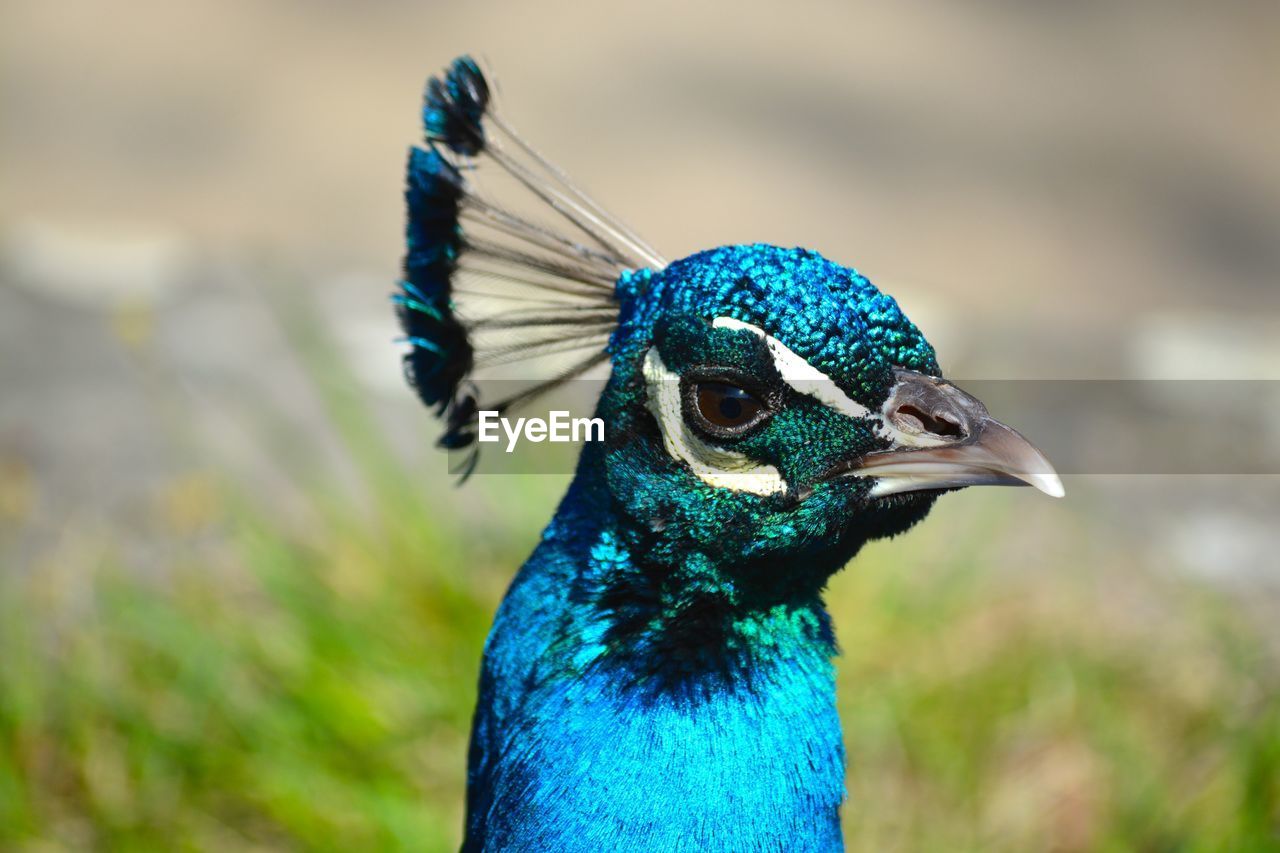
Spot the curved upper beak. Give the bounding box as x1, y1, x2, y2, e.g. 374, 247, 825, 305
828, 370, 1064, 499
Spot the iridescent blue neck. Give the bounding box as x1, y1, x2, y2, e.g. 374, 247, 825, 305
464, 457, 847, 851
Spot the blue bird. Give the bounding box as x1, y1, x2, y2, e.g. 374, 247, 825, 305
395, 56, 1063, 852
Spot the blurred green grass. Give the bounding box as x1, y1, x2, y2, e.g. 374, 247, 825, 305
1, 298, 1277, 851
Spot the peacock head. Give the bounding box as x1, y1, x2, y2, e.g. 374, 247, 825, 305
587, 244, 1061, 594
397, 57, 1061, 602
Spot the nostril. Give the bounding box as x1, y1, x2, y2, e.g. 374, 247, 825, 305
895, 403, 965, 439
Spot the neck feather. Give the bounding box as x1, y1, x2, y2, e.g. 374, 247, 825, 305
547, 472, 838, 703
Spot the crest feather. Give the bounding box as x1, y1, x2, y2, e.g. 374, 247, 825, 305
396, 55, 664, 477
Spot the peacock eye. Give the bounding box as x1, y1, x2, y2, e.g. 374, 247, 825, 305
693, 382, 768, 433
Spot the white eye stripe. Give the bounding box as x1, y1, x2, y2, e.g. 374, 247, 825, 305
711, 317, 874, 422
643, 347, 786, 496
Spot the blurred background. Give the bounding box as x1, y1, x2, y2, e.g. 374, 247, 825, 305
2, 0, 1279, 849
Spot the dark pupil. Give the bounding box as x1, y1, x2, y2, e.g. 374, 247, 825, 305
697, 382, 761, 429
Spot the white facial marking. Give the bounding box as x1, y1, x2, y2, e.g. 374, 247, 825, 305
643, 347, 786, 496
711, 317, 874, 422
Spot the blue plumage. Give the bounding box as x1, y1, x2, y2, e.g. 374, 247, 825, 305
396, 57, 1062, 850
424, 56, 490, 156
398, 146, 469, 414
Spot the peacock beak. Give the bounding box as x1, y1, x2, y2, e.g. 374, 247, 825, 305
827, 369, 1064, 498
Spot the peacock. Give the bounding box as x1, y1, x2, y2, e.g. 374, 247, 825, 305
395, 56, 1063, 852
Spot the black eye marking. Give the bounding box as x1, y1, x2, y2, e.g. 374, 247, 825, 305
680, 370, 777, 439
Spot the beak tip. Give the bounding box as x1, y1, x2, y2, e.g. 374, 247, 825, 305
1032, 473, 1066, 499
